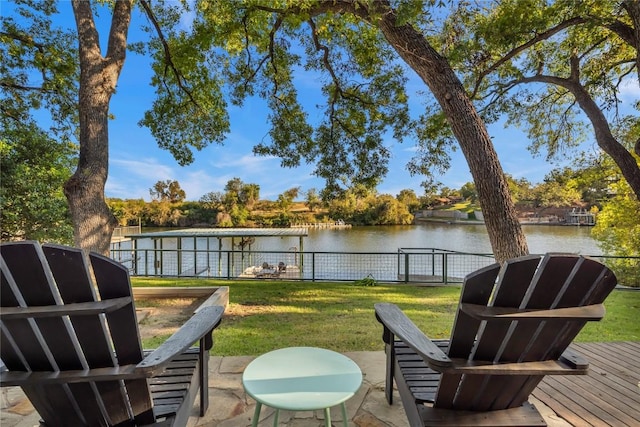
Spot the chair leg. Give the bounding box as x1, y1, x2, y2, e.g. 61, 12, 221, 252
199, 341, 209, 416
324, 407, 331, 427
384, 340, 395, 405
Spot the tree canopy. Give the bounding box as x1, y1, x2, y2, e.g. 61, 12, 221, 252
147, 0, 527, 261
150, 179, 186, 203
0, 119, 75, 243
1, 0, 78, 140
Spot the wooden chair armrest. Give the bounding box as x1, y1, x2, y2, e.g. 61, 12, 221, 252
1, 365, 141, 387
374, 303, 451, 368
0, 297, 133, 320
460, 303, 605, 322
136, 305, 224, 374
444, 355, 589, 375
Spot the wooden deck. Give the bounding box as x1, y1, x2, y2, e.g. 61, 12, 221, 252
532, 341, 640, 427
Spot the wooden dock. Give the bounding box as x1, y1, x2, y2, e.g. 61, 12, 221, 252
290, 221, 351, 229
532, 341, 640, 426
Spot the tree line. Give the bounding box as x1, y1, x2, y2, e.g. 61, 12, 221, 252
105, 156, 619, 229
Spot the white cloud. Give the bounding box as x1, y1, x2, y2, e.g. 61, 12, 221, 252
107, 157, 176, 200
180, 170, 231, 200
111, 157, 174, 180
402, 144, 419, 153
212, 152, 275, 172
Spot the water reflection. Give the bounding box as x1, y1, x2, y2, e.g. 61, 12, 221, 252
303, 224, 601, 255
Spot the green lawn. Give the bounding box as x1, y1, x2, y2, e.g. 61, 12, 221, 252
132, 278, 640, 356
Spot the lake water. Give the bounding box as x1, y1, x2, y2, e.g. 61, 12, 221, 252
133, 223, 602, 254
248, 224, 602, 255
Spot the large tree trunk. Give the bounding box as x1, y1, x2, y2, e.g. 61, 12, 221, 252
571, 81, 640, 200
66, 0, 132, 255
372, 5, 528, 261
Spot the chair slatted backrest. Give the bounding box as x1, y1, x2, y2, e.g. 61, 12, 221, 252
0, 241, 155, 426
435, 253, 617, 411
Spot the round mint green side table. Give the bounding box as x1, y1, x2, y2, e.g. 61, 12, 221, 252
242, 347, 363, 427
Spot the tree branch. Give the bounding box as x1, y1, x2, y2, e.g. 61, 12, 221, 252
621, 0, 640, 82
307, 17, 373, 106
0, 30, 46, 49
1, 29, 50, 85
307, 18, 342, 93
616, 63, 637, 87
577, 36, 608, 62
106, 0, 132, 64
268, 15, 283, 96
139, 0, 200, 107
0, 81, 54, 92
240, 13, 270, 94
610, 14, 636, 46
471, 16, 587, 98
71, 0, 102, 63
569, 54, 581, 81
509, 73, 575, 89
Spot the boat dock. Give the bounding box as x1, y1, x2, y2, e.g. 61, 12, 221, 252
291, 221, 351, 229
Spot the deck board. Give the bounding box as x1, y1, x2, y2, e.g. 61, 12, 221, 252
532, 341, 640, 427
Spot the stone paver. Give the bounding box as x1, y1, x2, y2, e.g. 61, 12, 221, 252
1, 351, 568, 427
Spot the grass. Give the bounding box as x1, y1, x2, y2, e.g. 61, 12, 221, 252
131, 278, 640, 356
440, 200, 480, 213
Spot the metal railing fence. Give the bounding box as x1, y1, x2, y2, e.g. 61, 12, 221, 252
109, 246, 639, 286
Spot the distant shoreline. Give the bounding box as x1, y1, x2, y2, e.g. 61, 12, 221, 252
413, 217, 594, 227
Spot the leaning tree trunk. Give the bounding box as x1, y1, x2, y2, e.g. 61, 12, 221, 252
570, 80, 640, 201
66, 0, 132, 255
373, 5, 528, 262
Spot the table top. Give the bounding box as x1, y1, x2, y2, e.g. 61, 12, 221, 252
242, 347, 363, 411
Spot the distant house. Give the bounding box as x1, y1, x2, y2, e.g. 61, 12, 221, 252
414, 209, 468, 220
565, 208, 596, 226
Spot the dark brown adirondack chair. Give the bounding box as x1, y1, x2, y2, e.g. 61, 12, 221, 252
375, 253, 617, 427
0, 241, 224, 426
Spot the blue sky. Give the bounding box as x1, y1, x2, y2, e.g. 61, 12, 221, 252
11, 3, 639, 202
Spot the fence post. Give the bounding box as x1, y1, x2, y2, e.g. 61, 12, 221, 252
193, 237, 197, 277
193, 249, 197, 277
431, 249, 435, 277
132, 241, 138, 276
206, 238, 211, 276
443, 253, 448, 285
404, 252, 409, 283
177, 238, 182, 276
